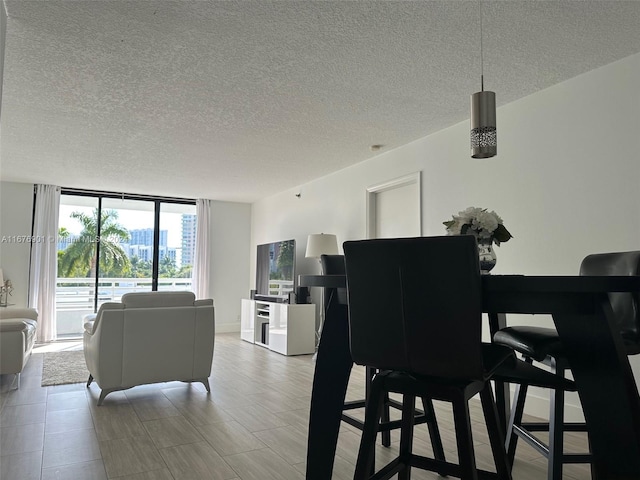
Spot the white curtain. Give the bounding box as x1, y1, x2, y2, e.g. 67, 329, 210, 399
29, 184, 61, 343
192, 198, 211, 299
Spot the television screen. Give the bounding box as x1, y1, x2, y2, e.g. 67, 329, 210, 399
256, 239, 296, 299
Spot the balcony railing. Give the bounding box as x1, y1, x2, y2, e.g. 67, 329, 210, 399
55, 277, 193, 338
267, 280, 294, 297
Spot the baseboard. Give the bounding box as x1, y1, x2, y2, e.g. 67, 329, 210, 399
514, 385, 585, 423
216, 322, 240, 333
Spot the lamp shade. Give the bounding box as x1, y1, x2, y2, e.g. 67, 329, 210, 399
306, 234, 338, 258
470, 90, 497, 158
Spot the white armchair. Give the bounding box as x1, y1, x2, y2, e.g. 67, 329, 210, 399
83, 291, 214, 405
0, 307, 38, 387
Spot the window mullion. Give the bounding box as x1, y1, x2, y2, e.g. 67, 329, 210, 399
152, 201, 161, 291
94, 197, 103, 312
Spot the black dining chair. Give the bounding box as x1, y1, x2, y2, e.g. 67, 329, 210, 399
493, 250, 640, 480
321, 254, 446, 465
343, 235, 515, 480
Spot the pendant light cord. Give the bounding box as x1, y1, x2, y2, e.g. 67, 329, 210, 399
480, 0, 484, 92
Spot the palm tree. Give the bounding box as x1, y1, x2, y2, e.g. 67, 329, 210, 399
159, 255, 177, 278
58, 227, 71, 240
276, 240, 295, 280
176, 264, 192, 278
59, 209, 131, 278
129, 255, 152, 278
57, 227, 72, 277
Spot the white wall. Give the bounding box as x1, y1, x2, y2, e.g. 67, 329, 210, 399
0, 2, 6, 117
0, 182, 34, 307
0, 181, 251, 332
209, 200, 251, 332
251, 52, 640, 419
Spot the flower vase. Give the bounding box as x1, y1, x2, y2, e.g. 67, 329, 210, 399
477, 239, 497, 274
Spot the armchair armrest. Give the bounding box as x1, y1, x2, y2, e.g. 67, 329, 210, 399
0, 319, 33, 333
83, 313, 97, 334
0, 308, 38, 321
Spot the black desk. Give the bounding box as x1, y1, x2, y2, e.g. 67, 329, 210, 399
300, 274, 640, 480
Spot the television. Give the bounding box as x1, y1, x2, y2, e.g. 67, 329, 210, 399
255, 239, 296, 302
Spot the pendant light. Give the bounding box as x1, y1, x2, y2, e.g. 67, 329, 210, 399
470, 0, 497, 158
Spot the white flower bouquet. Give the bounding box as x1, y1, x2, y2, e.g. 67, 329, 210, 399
443, 207, 512, 246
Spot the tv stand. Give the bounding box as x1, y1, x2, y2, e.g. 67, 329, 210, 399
253, 294, 286, 303
240, 299, 315, 355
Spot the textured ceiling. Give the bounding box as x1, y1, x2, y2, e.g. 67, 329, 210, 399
1, 1, 639, 202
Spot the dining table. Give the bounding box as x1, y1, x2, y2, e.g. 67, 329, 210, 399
299, 273, 640, 480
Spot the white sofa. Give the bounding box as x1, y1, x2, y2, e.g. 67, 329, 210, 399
83, 291, 214, 405
0, 307, 38, 387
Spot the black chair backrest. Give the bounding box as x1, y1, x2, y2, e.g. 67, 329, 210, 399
343, 235, 485, 381
579, 251, 640, 353
320, 254, 348, 306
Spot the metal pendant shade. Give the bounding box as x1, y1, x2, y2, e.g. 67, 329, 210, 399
471, 90, 496, 158
470, 0, 497, 159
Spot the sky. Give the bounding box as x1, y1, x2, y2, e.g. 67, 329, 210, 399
59, 203, 194, 248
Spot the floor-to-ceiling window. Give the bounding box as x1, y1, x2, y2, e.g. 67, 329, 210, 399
56, 190, 196, 339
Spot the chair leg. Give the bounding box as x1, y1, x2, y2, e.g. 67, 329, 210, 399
587, 429, 596, 479
366, 366, 391, 448
420, 396, 446, 463
505, 356, 532, 467
381, 391, 391, 447
199, 378, 211, 393
354, 373, 388, 480
480, 383, 512, 480
451, 394, 479, 480
365, 366, 375, 399
364, 367, 379, 475
97, 389, 111, 406
506, 380, 528, 466
398, 394, 416, 480
86, 374, 93, 388
547, 361, 565, 480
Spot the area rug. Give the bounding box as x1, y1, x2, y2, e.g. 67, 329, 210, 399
41, 350, 89, 387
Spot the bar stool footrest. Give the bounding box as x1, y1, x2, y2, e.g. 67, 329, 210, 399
514, 425, 592, 463
521, 421, 588, 433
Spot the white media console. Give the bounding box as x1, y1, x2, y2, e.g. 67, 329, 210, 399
240, 299, 316, 356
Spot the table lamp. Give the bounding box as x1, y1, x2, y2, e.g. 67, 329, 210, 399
305, 234, 338, 272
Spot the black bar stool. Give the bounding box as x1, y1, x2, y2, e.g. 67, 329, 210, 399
343, 236, 514, 479
320, 254, 446, 467
493, 250, 640, 479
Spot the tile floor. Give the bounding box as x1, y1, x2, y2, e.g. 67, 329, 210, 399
0, 333, 592, 479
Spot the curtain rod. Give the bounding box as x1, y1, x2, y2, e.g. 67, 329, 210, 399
36, 186, 196, 204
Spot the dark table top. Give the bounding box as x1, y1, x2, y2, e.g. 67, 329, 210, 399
300, 273, 640, 297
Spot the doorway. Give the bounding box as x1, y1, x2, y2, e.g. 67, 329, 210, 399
366, 172, 422, 239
